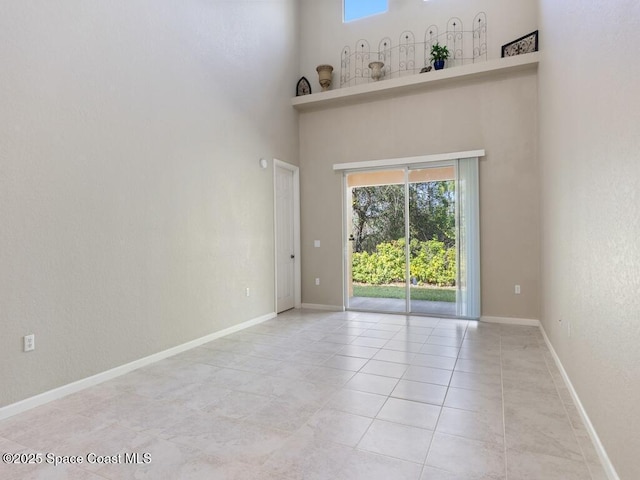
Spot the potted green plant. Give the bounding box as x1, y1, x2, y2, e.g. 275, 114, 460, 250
430, 42, 450, 70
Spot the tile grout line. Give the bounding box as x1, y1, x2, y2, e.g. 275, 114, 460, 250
500, 330, 509, 480
420, 324, 444, 468
421, 318, 464, 474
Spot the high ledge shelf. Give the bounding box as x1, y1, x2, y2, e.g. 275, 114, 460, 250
292, 52, 539, 111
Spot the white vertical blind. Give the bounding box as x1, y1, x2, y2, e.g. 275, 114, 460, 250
456, 157, 481, 319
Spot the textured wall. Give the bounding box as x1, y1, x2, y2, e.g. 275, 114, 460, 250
0, 0, 299, 407
299, 69, 540, 319
538, 1, 640, 478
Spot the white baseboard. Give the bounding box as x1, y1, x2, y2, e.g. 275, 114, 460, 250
301, 303, 345, 312
0, 312, 276, 421
539, 326, 620, 480
480, 315, 540, 327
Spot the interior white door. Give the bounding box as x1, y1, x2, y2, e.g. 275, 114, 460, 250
275, 165, 295, 312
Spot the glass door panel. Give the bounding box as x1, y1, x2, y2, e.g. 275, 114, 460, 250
408, 167, 457, 316
347, 170, 406, 313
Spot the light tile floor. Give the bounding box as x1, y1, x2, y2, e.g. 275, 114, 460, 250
0, 310, 607, 480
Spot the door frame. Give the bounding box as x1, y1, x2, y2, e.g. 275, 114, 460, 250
336, 150, 484, 318
273, 158, 301, 312
342, 162, 455, 314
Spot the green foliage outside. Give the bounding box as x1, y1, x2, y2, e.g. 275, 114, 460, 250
351, 181, 456, 292
352, 238, 456, 287
351, 181, 456, 255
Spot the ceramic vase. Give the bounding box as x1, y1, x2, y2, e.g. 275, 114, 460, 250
316, 64, 334, 91
368, 61, 384, 81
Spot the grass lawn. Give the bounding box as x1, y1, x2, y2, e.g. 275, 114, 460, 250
353, 284, 456, 302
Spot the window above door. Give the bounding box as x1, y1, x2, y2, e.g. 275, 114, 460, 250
343, 0, 388, 22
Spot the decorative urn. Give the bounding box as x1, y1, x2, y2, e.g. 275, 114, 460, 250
368, 61, 384, 81
316, 64, 334, 91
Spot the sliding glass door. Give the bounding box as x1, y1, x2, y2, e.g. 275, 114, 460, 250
344, 158, 480, 319
347, 169, 407, 313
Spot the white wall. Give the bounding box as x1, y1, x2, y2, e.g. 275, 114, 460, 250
0, 0, 299, 408
299, 0, 537, 89
538, 1, 640, 479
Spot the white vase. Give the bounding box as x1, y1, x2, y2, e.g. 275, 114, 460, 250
316, 64, 334, 91
369, 61, 384, 81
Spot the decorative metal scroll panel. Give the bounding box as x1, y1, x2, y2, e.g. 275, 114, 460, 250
340, 12, 488, 88
399, 31, 416, 77
472, 12, 488, 60
446, 17, 464, 67
378, 37, 392, 79
354, 40, 371, 85
424, 25, 439, 68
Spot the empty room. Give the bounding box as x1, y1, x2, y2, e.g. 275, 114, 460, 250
1, 1, 638, 479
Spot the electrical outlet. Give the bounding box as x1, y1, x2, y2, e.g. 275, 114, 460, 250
245, 287, 250, 297
514, 284, 521, 295
315, 278, 320, 286
24, 334, 35, 352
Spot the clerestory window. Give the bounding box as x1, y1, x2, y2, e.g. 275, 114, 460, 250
343, 0, 388, 23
